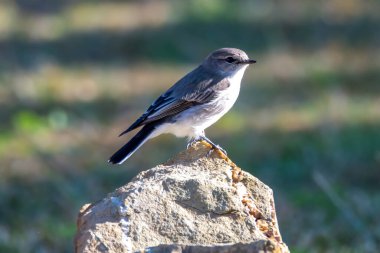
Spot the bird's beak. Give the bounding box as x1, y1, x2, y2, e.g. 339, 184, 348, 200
238, 59, 257, 64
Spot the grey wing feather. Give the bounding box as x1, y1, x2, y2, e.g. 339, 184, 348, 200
119, 66, 227, 136
141, 100, 198, 124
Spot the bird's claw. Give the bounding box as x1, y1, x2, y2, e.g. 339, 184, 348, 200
187, 136, 227, 157
187, 138, 201, 149
207, 144, 227, 157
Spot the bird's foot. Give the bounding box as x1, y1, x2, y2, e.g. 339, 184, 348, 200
207, 144, 227, 157
186, 138, 202, 149
187, 136, 228, 158
198, 136, 227, 157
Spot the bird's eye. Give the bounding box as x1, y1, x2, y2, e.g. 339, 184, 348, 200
225, 57, 235, 63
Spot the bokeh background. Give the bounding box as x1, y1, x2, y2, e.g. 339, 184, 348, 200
1, 0, 379, 252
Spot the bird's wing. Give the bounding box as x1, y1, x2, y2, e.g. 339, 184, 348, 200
119, 67, 227, 136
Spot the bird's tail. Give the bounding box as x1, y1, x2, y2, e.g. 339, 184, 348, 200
108, 123, 157, 164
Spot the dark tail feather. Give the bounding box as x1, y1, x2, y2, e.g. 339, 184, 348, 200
108, 124, 157, 164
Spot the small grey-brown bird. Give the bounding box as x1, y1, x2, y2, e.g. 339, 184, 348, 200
109, 48, 256, 164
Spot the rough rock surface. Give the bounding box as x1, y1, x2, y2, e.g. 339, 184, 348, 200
75, 142, 289, 253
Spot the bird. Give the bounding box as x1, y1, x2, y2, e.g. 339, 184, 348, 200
108, 48, 256, 164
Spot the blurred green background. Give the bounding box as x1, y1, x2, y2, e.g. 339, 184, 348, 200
0, 0, 379, 252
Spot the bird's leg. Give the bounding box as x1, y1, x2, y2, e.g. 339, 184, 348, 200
199, 135, 227, 156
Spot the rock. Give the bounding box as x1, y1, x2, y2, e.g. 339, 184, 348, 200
75, 141, 289, 253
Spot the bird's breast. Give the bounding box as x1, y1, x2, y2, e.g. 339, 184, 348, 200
215, 67, 247, 111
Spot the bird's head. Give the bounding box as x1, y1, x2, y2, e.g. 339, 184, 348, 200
202, 48, 256, 75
